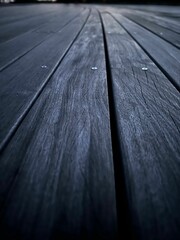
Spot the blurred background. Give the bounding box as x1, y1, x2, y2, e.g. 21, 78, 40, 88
0, 0, 179, 5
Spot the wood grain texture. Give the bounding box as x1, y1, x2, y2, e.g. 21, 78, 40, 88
0, 10, 89, 151
102, 13, 180, 240
0, 7, 84, 71
125, 10, 180, 34
0, 4, 59, 26
0, 10, 118, 240
120, 11, 180, 48
100, 6, 180, 34
0, 4, 80, 44
110, 13, 180, 91
0, 4, 180, 240
0, 12, 55, 44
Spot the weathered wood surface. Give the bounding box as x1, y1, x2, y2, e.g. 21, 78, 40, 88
110, 14, 180, 91
0, 9, 89, 151
0, 7, 118, 240
119, 10, 180, 48
123, 9, 180, 34
101, 12, 180, 240
0, 8, 84, 70
0, 4, 74, 43
0, 4, 180, 240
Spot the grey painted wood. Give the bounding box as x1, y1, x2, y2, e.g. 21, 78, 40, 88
0, 8, 85, 71
0, 10, 89, 151
111, 13, 180, 91
0, 11, 118, 240
102, 13, 180, 240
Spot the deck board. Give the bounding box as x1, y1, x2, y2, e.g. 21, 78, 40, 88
124, 10, 180, 34
0, 12, 56, 43
0, 10, 118, 240
0, 4, 180, 240
120, 11, 180, 48
0, 5, 81, 43
0, 4, 58, 26
110, 13, 180, 90
0, 7, 84, 70
0, 10, 89, 151
102, 12, 180, 240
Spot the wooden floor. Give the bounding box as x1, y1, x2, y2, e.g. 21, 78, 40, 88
0, 3, 180, 240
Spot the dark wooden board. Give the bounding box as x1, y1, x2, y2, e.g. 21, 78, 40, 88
102, 12, 180, 240
124, 5, 180, 15
0, 4, 180, 240
126, 5, 180, 23
128, 10, 180, 34
0, 8, 84, 71
0, 4, 70, 27
0, 8, 56, 27
121, 11, 180, 48
0, 10, 118, 240
0, 12, 54, 44
110, 13, 180, 91
100, 7, 180, 34
0, 5, 79, 43
0, 10, 89, 151
0, 4, 58, 20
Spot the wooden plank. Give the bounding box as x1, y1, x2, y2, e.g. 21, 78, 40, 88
153, 12, 180, 22
0, 8, 84, 71
0, 4, 84, 24
0, 5, 80, 43
124, 5, 180, 16
0, 11, 118, 240
110, 13, 180, 91
0, 13, 54, 44
121, 11, 180, 48
34, 7, 83, 34
0, 10, 89, 151
100, 7, 180, 34
128, 11, 180, 34
0, 4, 59, 26
101, 13, 180, 240
130, 6, 180, 23
0, 4, 57, 18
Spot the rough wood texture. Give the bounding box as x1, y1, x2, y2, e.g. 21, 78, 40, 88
126, 10, 180, 34
0, 8, 84, 70
0, 4, 71, 43
0, 10, 118, 240
121, 11, 180, 48
0, 4, 57, 26
102, 12, 180, 240
0, 4, 180, 240
0, 10, 89, 151
110, 13, 180, 91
